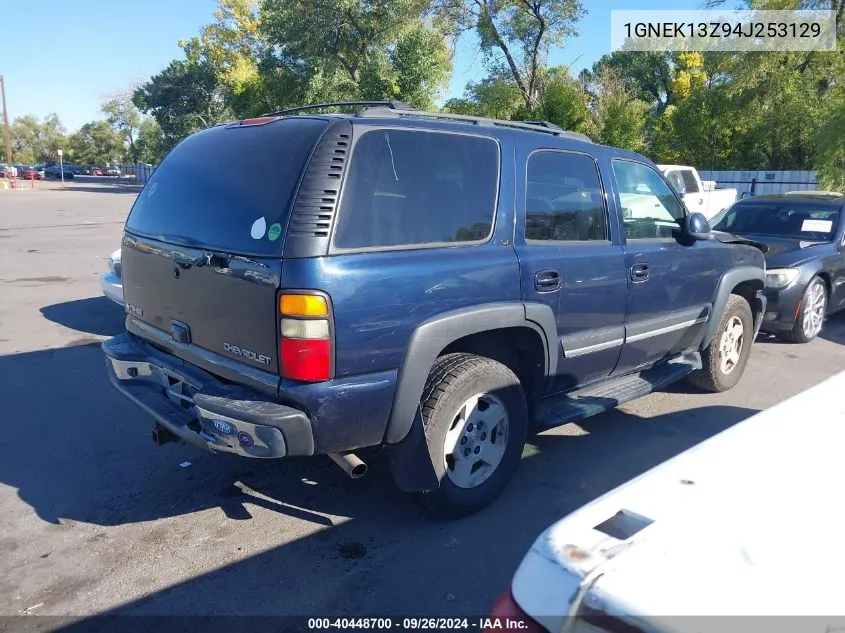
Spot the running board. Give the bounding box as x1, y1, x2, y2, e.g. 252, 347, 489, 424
533, 352, 702, 429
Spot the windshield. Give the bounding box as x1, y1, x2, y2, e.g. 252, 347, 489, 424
711, 202, 841, 241
125, 117, 328, 256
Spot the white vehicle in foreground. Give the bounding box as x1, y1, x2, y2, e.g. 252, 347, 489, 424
100, 248, 123, 305
489, 372, 845, 633
658, 165, 737, 221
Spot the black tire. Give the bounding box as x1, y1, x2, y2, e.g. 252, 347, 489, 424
418, 353, 528, 518
687, 294, 753, 393
779, 277, 827, 344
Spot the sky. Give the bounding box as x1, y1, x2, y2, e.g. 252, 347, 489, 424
0, 0, 699, 133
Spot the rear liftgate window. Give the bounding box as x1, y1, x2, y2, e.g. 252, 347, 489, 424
332, 129, 499, 249
125, 118, 328, 255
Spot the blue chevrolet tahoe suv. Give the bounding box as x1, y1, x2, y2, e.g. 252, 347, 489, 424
103, 101, 767, 517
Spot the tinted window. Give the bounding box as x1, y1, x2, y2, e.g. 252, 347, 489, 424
125, 118, 328, 255
612, 160, 686, 240
680, 169, 699, 193
712, 201, 840, 241
525, 151, 607, 241
333, 130, 498, 249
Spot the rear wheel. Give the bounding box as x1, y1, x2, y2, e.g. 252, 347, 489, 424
687, 294, 753, 393
780, 277, 827, 344
418, 353, 527, 518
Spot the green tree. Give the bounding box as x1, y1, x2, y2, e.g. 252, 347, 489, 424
588, 51, 675, 113
1, 113, 69, 163
528, 66, 589, 131
136, 118, 169, 164
179, 0, 289, 116
259, 0, 453, 108
133, 58, 233, 149
436, 0, 585, 110
102, 96, 142, 162
68, 121, 126, 164
814, 91, 845, 191
584, 68, 649, 152
445, 65, 589, 132
444, 72, 524, 118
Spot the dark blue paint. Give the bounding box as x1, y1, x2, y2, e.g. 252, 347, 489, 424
111, 112, 767, 457
278, 120, 760, 450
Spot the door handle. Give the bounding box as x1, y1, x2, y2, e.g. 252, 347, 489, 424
535, 270, 562, 292
630, 263, 649, 282
698, 198, 704, 205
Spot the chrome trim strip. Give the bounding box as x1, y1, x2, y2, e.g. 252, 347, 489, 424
626, 316, 708, 343
563, 338, 624, 358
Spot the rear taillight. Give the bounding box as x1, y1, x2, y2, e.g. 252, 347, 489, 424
278, 292, 333, 382
487, 586, 547, 633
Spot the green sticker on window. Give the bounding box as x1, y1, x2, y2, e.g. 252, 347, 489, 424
268, 223, 282, 241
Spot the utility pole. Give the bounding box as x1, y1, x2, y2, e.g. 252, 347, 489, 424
0, 75, 13, 171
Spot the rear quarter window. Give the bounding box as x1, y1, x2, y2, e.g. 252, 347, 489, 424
332, 129, 499, 250
125, 118, 328, 256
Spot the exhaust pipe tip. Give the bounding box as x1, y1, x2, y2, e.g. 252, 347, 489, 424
328, 451, 368, 479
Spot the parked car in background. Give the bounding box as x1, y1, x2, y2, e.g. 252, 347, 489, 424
100, 248, 123, 305
106, 167, 121, 177
659, 165, 738, 221
487, 371, 845, 633
93, 167, 105, 176
18, 165, 42, 180
709, 192, 845, 343
0, 164, 18, 178
102, 101, 767, 518
43, 165, 75, 179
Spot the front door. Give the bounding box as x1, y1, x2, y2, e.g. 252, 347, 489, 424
515, 149, 628, 392
609, 158, 719, 375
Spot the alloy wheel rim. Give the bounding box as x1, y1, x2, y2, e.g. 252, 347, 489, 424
443, 392, 510, 489
802, 282, 826, 339
718, 315, 744, 375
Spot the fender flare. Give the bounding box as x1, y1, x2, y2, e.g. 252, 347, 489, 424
385, 301, 557, 492
384, 302, 557, 445
701, 266, 766, 348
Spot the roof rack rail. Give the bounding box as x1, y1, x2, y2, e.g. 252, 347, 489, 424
784, 190, 843, 197
356, 108, 592, 142
260, 100, 417, 118
517, 120, 563, 131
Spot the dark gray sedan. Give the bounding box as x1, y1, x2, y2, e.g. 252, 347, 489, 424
710, 192, 845, 343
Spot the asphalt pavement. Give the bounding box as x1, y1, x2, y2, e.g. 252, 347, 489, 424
1, 178, 843, 621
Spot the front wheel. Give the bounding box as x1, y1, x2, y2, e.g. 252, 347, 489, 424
418, 353, 527, 518
781, 277, 827, 344
687, 294, 753, 393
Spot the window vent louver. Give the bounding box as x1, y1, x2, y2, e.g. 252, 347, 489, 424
288, 124, 351, 238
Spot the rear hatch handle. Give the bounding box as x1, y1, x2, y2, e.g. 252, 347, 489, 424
172, 250, 270, 270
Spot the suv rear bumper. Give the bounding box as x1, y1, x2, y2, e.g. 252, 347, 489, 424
102, 333, 314, 458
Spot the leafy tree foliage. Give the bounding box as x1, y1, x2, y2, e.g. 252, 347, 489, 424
68, 121, 125, 164
436, 0, 584, 110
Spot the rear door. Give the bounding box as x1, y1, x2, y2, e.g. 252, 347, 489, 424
515, 147, 628, 392
121, 117, 329, 379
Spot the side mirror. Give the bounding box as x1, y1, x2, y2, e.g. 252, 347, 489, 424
684, 212, 711, 241
677, 186, 686, 196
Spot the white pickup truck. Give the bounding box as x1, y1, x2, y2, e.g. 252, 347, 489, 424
658, 165, 737, 221
489, 371, 845, 633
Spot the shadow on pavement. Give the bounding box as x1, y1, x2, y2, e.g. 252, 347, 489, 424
0, 334, 758, 618
820, 311, 845, 345
40, 297, 126, 337
65, 186, 141, 195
